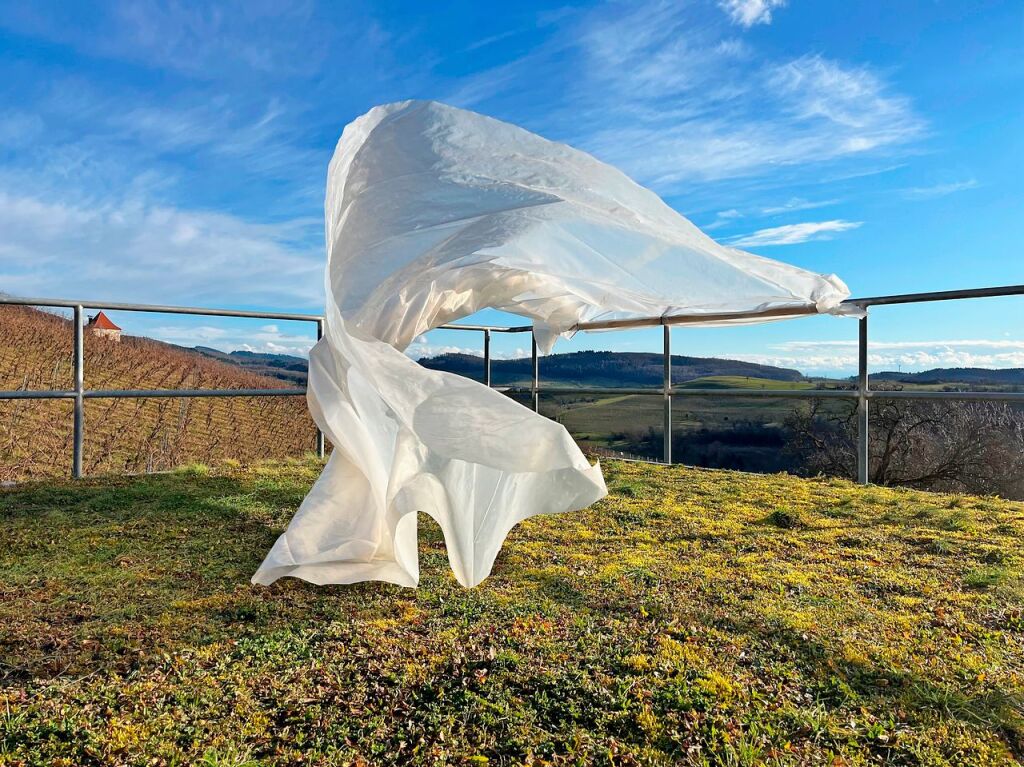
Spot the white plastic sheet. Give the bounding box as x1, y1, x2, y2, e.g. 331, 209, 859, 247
253, 100, 851, 588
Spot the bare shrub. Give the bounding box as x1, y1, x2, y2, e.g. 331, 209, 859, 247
786, 398, 1024, 499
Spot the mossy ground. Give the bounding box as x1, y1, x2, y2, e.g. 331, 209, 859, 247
2, 457, 1023, 766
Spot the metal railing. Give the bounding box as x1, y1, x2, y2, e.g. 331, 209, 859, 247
2, 284, 1023, 482
481, 284, 1024, 484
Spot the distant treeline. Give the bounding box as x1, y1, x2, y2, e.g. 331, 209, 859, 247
420, 350, 804, 387
869, 368, 1024, 386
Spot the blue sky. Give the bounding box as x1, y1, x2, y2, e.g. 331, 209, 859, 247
1, 0, 1021, 376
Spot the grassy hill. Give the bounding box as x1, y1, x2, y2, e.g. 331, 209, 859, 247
0, 305, 315, 480
675, 375, 816, 390
2, 457, 1023, 764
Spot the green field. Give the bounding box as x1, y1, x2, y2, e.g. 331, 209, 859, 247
675, 376, 817, 391
3, 457, 1024, 765
539, 376, 843, 465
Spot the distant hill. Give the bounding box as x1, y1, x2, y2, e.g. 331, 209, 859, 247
194, 347, 309, 385
870, 368, 1024, 386
183, 348, 1024, 390
418, 350, 804, 387
193, 347, 804, 388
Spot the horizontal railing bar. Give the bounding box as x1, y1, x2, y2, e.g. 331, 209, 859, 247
0, 296, 539, 332
1, 388, 305, 399
6, 283, 1022, 333
570, 284, 1024, 331
84, 388, 307, 399
573, 306, 816, 331
844, 284, 1024, 308
437, 323, 533, 333
505, 386, 1024, 402
0, 390, 78, 400
0, 296, 323, 322
866, 389, 1024, 401
6, 387, 1020, 403
504, 386, 857, 397
506, 386, 658, 395
674, 387, 857, 398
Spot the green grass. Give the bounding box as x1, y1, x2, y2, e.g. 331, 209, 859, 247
2, 457, 1024, 765
675, 376, 816, 391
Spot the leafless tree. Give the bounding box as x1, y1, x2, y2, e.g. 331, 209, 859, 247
785, 397, 1024, 499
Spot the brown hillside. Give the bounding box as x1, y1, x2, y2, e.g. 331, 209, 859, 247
0, 305, 316, 480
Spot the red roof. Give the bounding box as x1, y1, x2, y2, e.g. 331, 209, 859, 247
88, 311, 120, 330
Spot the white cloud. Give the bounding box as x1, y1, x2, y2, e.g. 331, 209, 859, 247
727, 219, 862, 247
737, 338, 1024, 373
148, 323, 316, 356
404, 343, 531, 361
703, 208, 745, 231
146, 325, 230, 343
761, 197, 840, 215
718, 0, 787, 28
405, 344, 480, 360
0, 190, 322, 308
739, 350, 1024, 373
775, 339, 1024, 351
0, 0, 930, 319
902, 179, 979, 199
444, 4, 922, 193
570, 14, 922, 189
767, 55, 920, 148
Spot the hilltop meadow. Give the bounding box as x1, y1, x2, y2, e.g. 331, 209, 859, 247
2, 457, 1023, 765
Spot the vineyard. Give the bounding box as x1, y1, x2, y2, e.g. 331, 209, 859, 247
0, 305, 315, 480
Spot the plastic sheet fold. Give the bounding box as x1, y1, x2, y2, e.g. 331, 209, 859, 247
253, 100, 850, 588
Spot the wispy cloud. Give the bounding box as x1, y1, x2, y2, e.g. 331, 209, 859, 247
761, 197, 840, 215
767, 55, 920, 151
0, 190, 323, 308
0, 2, 368, 81
0, 0, 933, 322
444, 4, 923, 196
717, 0, 787, 28
728, 219, 862, 247
575, 17, 922, 190
703, 208, 745, 231
901, 179, 979, 199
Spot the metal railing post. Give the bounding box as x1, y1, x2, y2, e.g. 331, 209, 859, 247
531, 331, 539, 413
663, 324, 672, 465
483, 329, 491, 387
72, 305, 84, 479
857, 314, 869, 484
314, 318, 325, 459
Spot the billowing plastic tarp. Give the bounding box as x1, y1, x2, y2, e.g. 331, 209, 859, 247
252, 100, 850, 588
